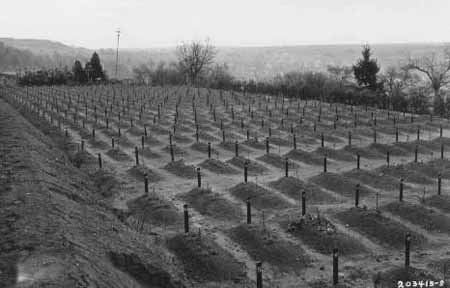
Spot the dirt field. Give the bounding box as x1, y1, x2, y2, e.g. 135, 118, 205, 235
0, 85, 449, 287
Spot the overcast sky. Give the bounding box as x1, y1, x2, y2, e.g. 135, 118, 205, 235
1, 0, 449, 49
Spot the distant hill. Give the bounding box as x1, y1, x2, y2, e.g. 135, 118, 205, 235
1, 37, 448, 80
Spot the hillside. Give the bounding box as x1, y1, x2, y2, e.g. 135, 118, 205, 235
1, 37, 448, 79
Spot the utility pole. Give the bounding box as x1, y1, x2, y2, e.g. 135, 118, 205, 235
115, 29, 120, 78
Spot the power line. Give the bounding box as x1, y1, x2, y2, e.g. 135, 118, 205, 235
115, 29, 120, 78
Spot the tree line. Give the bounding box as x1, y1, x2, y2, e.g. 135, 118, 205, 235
17, 52, 107, 86
132, 40, 450, 116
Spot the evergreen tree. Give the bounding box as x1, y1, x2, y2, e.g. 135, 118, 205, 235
88, 52, 105, 81
353, 45, 381, 91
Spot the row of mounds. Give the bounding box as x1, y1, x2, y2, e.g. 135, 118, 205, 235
230, 182, 291, 210
282, 213, 367, 256
180, 188, 243, 222
335, 207, 426, 249
383, 202, 450, 234
226, 224, 312, 275
310, 172, 374, 198
126, 194, 182, 228
268, 176, 338, 204
166, 233, 248, 285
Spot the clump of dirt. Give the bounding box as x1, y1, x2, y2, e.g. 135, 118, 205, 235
313, 133, 344, 144
383, 202, 450, 233
127, 194, 182, 227
149, 124, 170, 135
173, 134, 193, 144
91, 170, 121, 198
226, 156, 268, 175
180, 188, 243, 221
108, 252, 184, 288
425, 195, 450, 212
257, 153, 299, 169
405, 159, 450, 179
342, 145, 383, 159
87, 138, 110, 149
162, 144, 186, 156
144, 135, 162, 146
242, 140, 266, 150
70, 150, 97, 169
164, 160, 197, 179
106, 148, 132, 162
373, 267, 440, 288
336, 208, 426, 249
126, 126, 144, 136
167, 234, 247, 283
269, 176, 338, 203
199, 159, 239, 174
139, 147, 162, 159
114, 136, 135, 148
226, 224, 311, 274
368, 143, 409, 156
284, 149, 324, 166
314, 147, 355, 162
393, 141, 433, 154
343, 169, 400, 192
194, 131, 219, 142
375, 164, 433, 185
283, 213, 366, 256
190, 142, 218, 156
127, 165, 162, 182
219, 142, 250, 153
229, 182, 291, 210
310, 172, 373, 198
308, 280, 351, 288
268, 136, 291, 147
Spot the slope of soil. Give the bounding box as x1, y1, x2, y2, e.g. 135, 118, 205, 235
0, 98, 185, 287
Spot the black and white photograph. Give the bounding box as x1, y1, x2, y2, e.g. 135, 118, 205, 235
0, 0, 449, 287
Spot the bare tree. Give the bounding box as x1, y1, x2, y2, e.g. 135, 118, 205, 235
176, 39, 217, 86
327, 65, 353, 88
405, 48, 450, 102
